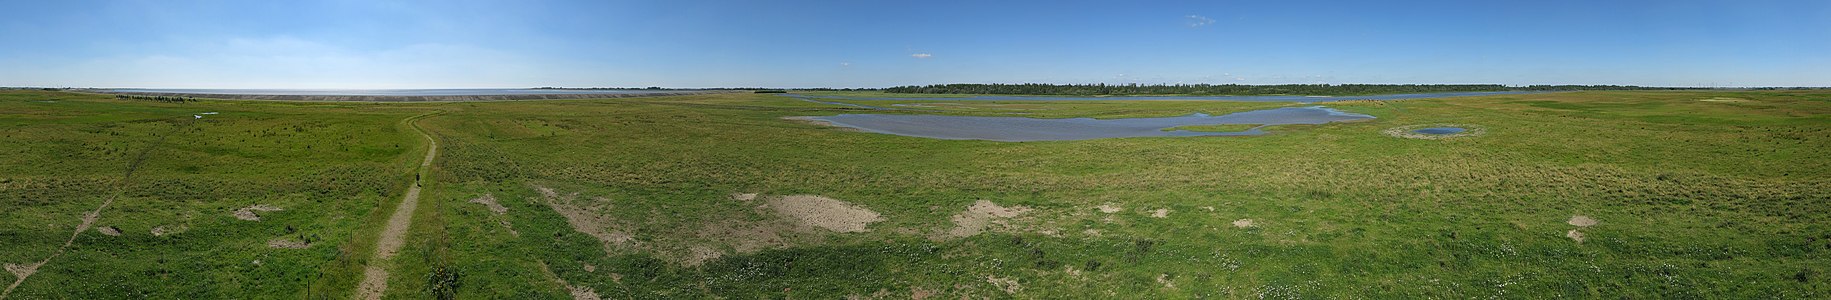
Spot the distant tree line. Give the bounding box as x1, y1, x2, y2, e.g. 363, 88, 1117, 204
882, 83, 1716, 96
116, 94, 196, 103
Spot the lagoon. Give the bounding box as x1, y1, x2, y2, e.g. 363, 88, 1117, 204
809, 106, 1373, 142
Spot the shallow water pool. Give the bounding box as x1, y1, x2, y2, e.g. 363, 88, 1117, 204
807, 106, 1373, 142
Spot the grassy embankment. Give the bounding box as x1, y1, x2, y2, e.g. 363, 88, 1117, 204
2, 90, 1827, 298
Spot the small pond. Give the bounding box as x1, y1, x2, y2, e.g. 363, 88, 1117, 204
1411, 127, 1467, 135
808, 106, 1373, 142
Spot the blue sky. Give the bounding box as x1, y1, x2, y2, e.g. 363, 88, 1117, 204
1, 0, 1826, 88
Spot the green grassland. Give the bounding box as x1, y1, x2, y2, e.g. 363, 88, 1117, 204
2, 90, 1827, 299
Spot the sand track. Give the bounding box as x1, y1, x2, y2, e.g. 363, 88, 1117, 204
355, 111, 441, 300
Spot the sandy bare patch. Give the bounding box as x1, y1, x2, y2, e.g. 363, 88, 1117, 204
232, 204, 284, 221
5, 262, 41, 281
469, 194, 519, 236
730, 193, 758, 202
150, 225, 186, 237
1699, 97, 1750, 103
986, 276, 1022, 294
267, 238, 311, 249
539, 186, 636, 252
1156, 274, 1177, 289
1232, 219, 1256, 228
583, 264, 596, 273
567, 285, 602, 300
539, 261, 602, 300
912, 287, 937, 299
946, 200, 1031, 238
1083, 229, 1102, 237
1383, 124, 1485, 140
695, 220, 793, 254
685, 246, 724, 266
97, 226, 122, 236
1150, 208, 1170, 218
1567, 215, 1598, 227
767, 195, 883, 233
1566, 230, 1585, 243
357, 266, 389, 300
469, 194, 508, 214
1097, 203, 1123, 213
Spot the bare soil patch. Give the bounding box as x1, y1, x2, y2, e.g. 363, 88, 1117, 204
97, 226, 122, 236
469, 194, 508, 214
538, 186, 637, 253
946, 200, 1030, 238
1700, 97, 1751, 103
539, 261, 602, 300
1232, 219, 1256, 228
267, 237, 311, 249
730, 193, 757, 202
912, 287, 937, 299
1097, 203, 1123, 213
1566, 230, 1586, 243
150, 224, 186, 236
767, 195, 883, 233
1156, 274, 1177, 289
232, 204, 284, 221
1150, 208, 1170, 218
1567, 215, 1598, 227
986, 275, 1022, 294
5, 262, 41, 282
694, 219, 794, 254
685, 246, 724, 266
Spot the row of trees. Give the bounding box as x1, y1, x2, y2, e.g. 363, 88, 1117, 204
882, 83, 1710, 95
116, 94, 196, 103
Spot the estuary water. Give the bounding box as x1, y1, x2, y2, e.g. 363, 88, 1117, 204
788, 91, 1538, 103
810, 106, 1374, 142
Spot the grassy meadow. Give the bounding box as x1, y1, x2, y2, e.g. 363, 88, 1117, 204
1, 89, 1827, 298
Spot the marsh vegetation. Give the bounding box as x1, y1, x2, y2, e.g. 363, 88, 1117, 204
0, 89, 1826, 298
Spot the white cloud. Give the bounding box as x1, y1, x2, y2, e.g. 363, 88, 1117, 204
839, 62, 852, 67
1186, 15, 1216, 28
910, 53, 933, 59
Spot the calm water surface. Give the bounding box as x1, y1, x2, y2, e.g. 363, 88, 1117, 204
789, 91, 1539, 103
1412, 127, 1468, 135
812, 106, 1373, 142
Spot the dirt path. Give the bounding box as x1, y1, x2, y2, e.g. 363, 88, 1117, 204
355, 112, 440, 300
2, 117, 192, 300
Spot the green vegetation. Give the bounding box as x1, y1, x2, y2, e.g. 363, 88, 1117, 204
883, 83, 1718, 95
2, 89, 1827, 298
